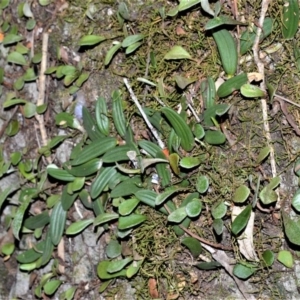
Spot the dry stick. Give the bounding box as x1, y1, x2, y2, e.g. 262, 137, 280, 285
36, 32, 51, 164
123, 78, 165, 149
252, 0, 279, 204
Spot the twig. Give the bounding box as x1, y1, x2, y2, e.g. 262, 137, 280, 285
252, 0, 279, 203
35, 32, 51, 164
123, 78, 165, 149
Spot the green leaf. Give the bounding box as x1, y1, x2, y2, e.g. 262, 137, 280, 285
7, 51, 27, 65
66, 219, 94, 235
2, 33, 23, 45
231, 204, 252, 235
0, 186, 16, 211
94, 213, 119, 226
193, 124, 205, 139
277, 250, 293, 268
112, 90, 126, 137
241, 84, 265, 98
106, 240, 122, 258
23, 102, 36, 118
205, 15, 244, 30
155, 187, 184, 206
175, 75, 196, 89
282, 0, 299, 39
90, 167, 117, 199
161, 107, 194, 151
3, 98, 27, 108
43, 280, 62, 296
211, 201, 227, 219
178, 0, 201, 12
125, 41, 143, 54
181, 237, 202, 258
167, 207, 187, 223
47, 164, 76, 182
118, 214, 147, 230
213, 218, 223, 235
71, 137, 117, 166
17, 241, 45, 263
196, 175, 209, 193
292, 189, 300, 212
12, 196, 31, 240
107, 257, 133, 273
97, 260, 127, 279
204, 130, 226, 145
1, 242, 15, 256
66, 159, 102, 177
164, 46, 192, 60
233, 263, 256, 279
233, 185, 250, 203
95, 96, 110, 135
105, 42, 122, 66
118, 198, 140, 216
110, 176, 142, 198
26, 19, 36, 31
78, 35, 106, 46
262, 250, 275, 267
180, 157, 201, 169
259, 177, 280, 205
217, 73, 248, 98
135, 189, 157, 208
185, 199, 202, 217
24, 211, 50, 229
82, 107, 104, 141
256, 146, 271, 164
126, 259, 143, 278
282, 211, 300, 246
122, 34, 144, 48
50, 201, 67, 246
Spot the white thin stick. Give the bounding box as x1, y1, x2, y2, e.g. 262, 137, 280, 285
252, 0, 277, 179
123, 78, 165, 149
274, 93, 300, 109
36, 33, 51, 164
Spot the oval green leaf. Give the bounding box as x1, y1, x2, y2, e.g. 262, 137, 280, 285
233, 185, 250, 203
231, 204, 252, 235
118, 214, 147, 230
181, 237, 202, 258
65, 219, 94, 235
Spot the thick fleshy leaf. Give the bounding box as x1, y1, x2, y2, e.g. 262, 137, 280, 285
185, 199, 202, 217
178, 0, 200, 11
118, 198, 140, 216
213, 218, 223, 235
231, 204, 252, 235
97, 260, 127, 279
194, 261, 222, 270
12, 196, 31, 240
44, 280, 62, 296
50, 201, 67, 246
155, 188, 184, 206
122, 34, 144, 48
106, 240, 122, 258
211, 201, 227, 219
7, 51, 27, 65
126, 259, 144, 278
204, 130, 226, 145
241, 84, 265, 98
233, 185, 250, 203
164, 46, 192, 60
169, 153, 180, 175
94, 213, 119, 226
167, 207, 187, 223
233, 263, 256, 279
78, 35, 106, 46
65, 219, 94, 235
256, 146, 271, 164
262, 250, 275, 267
277, 250, 293, 268
292, 189, 300, 212
282, 211, 300, 246
181, 237, 202, 258
196, 175, 209, 193
118, 214, 147, 230
180, 157, 201, 169
107, 257, 133, 273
